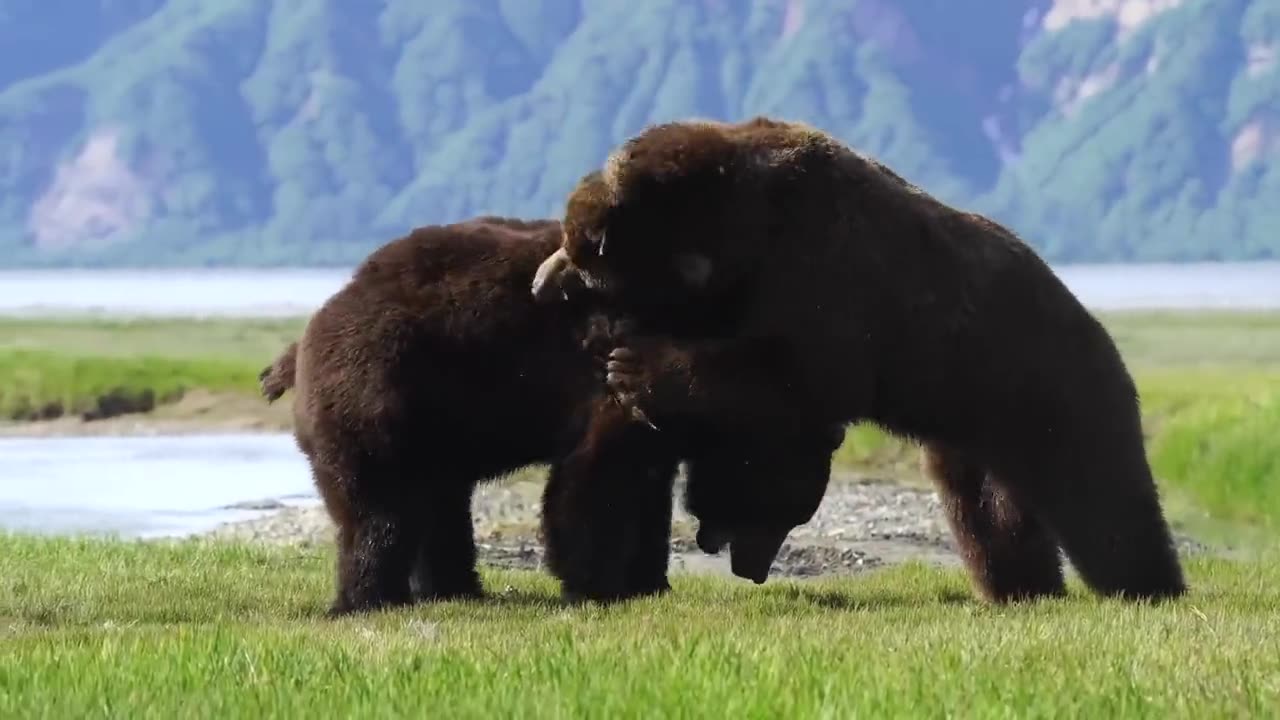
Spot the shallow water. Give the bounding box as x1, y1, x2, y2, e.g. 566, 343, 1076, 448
1051, 261, 1280, 310
0, 268, 348, 318
0, 262, 1277, 317
0, 434, 317, 539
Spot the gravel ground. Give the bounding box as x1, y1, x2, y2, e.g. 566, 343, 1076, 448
206, 472, 961, 580
205, 470, 1214, 583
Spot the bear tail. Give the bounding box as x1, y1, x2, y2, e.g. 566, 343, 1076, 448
259, 341, 298, 403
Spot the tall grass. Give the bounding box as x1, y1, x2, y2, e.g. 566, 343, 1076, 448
1, 535, 1277, 718
1144, 371, 1280, 530
0, 350, 258, 420
0, 316, 305, 361
0, 317, 297, 420
0, 312, 1276, 716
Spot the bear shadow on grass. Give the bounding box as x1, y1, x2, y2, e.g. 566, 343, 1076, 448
770, 585, 973, 612
366, 573, 978, 617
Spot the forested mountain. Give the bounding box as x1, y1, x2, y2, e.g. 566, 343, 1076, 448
0, 0, 1275, 267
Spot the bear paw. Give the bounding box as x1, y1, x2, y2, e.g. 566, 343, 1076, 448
605, 339, 689, 428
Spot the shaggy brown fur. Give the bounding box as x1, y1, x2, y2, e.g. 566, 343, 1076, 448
262, 216, 839, 614
533, 116, 1186, 603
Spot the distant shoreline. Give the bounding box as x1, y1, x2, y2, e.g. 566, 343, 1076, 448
1, 262, 1278, 318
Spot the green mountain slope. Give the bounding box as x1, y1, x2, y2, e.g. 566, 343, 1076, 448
0, 0, 1275, 267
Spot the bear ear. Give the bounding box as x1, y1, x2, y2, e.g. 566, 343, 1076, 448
673, 252, 713, 289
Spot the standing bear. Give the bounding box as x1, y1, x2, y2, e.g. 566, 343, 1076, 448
261, 215, 842, 614
531, 116, 1186, 604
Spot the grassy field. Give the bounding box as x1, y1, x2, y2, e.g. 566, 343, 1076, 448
1, 311, 1277, 717
1, 535, 1277, 718
0, 317, 302, 420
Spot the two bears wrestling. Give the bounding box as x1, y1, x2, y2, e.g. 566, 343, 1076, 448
263, 116, 1186, 616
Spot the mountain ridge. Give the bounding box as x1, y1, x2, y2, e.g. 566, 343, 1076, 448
0, 0, 1275, 267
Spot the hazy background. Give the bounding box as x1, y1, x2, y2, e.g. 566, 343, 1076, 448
0, 0, 1276, 268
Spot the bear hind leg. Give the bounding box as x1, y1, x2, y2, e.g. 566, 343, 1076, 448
1009, 448, 1186, 602
540, 457, 641, 604
326, 523, 358, 616
922, 443, 1066, 603
332, 480, 422, 616
307, 464, 364, 616
340, 512, 419, 614
541, 402, 675, 604
409, 484, 483, 602
619, 459, 678, 598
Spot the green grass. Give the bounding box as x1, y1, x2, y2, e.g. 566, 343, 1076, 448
0, 317, 301, 420
1, 312, 1276, 716
1100, 310, 1280, 368
0, 535, 1276, 718
0, 317, 305, 361
1145, 371, 1280, 532
0, 350, 259, 419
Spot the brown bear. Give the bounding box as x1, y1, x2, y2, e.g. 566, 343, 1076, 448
259, 215, 841, 614
531, 116, 1187, 604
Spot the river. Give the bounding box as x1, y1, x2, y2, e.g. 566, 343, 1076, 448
0, 434, 317, 539
0, 262, 1278, 316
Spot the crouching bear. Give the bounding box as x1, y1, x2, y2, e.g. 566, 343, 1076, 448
532, 116, 1186, 604
260, 216, 842, 615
